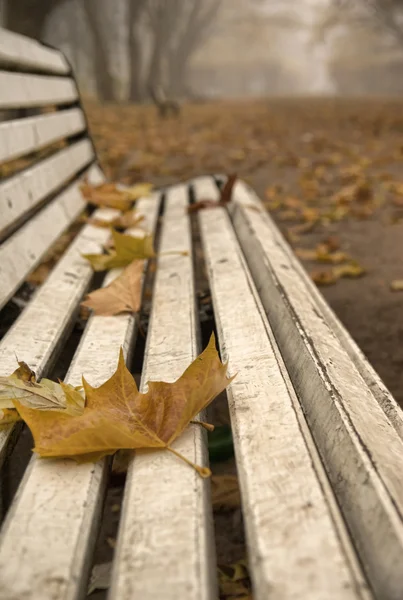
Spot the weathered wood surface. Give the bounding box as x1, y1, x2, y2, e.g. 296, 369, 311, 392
0, 139, 94, 240
193, 177, 370, 600
0, 108, 86, 163
109, 184, 216, 600
0, 27, 69, 74
0, 71, 77, 109
228, 179, 403, 600
0, 197, 160, 600
0, 163, 103, 311
0, 204, 120, 468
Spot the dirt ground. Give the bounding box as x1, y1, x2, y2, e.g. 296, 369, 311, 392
80, 96, 403, 596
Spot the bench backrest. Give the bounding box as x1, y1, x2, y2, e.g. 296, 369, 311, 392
0, 27, 104, 312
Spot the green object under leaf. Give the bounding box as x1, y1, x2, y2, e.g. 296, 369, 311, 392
208, 425, 234, 462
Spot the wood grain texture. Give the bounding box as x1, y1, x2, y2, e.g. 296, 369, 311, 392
0, 163, 103, 311
0, 27, 69, 74
0, 71, 77, 109
0, 139, 94, 240
0, 197, 160, 600
229, 179, 403, 600
0, 108, 86, 163
0, 203, 118, 468
109, 183, 217, 600
193, 177, 370, 600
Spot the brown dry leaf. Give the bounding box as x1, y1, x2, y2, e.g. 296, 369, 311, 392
83, 229, 155, 271
322, 236, 340, 252
80, 182, 153, 211
14, 334, 234, 477
390, 280, 403, 291
220, 174, 238, 205
310, 269, 338, 286
188, 174, 237, 213
212, 475, 241, 511
81, 260, 144, 316
295, 248, 317, 261
315, 244, 349, 264
333, 261, 366, 279
265, 184, 283, 200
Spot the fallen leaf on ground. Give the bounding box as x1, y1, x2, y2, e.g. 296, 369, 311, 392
13, 334, 234, 477
333, 261, 366, 278
80, 182, 153, 210
310, 269, 338, 286
88, 211, 144, 230
212, 475, 240, 510
390, 279, 403, 291
81, 260, 144, 315
83, 229, 155, 271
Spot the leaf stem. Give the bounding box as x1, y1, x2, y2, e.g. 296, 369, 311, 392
190, 420, 215, 432
158, 250, 189, 257
166, 446, 211, 478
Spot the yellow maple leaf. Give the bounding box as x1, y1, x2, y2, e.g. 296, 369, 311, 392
83, 229, 156, 271
13, 334, 234, 477
81, 260, 144, 316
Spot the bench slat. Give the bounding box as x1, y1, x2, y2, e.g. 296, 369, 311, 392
229, 180, 403, 600
0, 162, 103, 311
0, 108, 86, 164
0, 198, 160, 600
0, 138, 94, 240
0, 71, 77, 109
0, 27, 69, 74
0, 206, 122, 468
194, 178, 369, 600
109, 184, 216, 600
231, 180, 403, 440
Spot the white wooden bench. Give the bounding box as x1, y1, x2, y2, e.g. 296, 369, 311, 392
1, 27, 403, 600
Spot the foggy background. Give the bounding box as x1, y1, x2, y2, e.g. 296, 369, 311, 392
2, 0, 403, 100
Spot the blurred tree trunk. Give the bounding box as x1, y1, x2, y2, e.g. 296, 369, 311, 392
128, 0, 147, 102
82, 0, 116, 102
6, 0, 62, 39
167, 0, 222, 97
